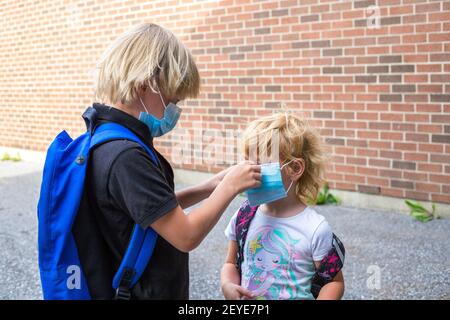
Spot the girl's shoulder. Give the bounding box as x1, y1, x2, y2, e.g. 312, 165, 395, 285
295, 207, 331, 240
299, 206, 327, 224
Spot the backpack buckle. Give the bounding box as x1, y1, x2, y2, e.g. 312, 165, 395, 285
114, 267, 135, 300
115, 286, 132, 300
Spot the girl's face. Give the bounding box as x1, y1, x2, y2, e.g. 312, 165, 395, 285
254, 249, 281, 271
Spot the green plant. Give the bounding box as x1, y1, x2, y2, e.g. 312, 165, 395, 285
313, 183, 341, 205
405, 200, 439, 222
1, 152, 21, 162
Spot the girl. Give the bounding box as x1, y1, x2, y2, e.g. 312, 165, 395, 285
221, 113, 344, 300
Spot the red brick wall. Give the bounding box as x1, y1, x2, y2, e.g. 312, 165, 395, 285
1, 0, 449, 204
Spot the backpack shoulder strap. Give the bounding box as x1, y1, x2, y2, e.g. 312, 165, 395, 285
90, 122, 158, 164
90, 122, 159, 300
310, 233, 345, 299
234, 200, 259, 274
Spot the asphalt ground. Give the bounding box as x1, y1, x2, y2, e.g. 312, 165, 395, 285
0, 161, 449, 300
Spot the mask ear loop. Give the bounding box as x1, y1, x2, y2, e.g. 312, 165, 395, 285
139, 96, 149, 113
286, 180, 294, 194
155, 83, 167, 109
281, 158, 296, 194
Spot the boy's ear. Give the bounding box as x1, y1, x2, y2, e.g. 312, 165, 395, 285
290, 158, 305, 181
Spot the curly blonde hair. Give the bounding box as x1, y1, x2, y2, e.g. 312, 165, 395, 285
242, 113, 328, 203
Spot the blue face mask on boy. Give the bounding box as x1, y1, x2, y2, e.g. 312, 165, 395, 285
138, 89, 181, 137
246, 160, 294, 207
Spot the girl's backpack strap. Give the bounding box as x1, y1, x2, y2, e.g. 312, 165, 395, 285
310, 233, 346, 299
234, 200, 259, 274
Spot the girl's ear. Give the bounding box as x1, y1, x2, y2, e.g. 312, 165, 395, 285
289, 158, 305, 182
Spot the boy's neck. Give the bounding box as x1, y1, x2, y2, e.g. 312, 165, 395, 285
261, 193, 307, 218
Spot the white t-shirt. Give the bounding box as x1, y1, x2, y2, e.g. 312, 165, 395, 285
224, 205, 333, 300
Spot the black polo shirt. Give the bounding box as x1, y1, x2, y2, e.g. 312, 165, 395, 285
72, 103, 188, 299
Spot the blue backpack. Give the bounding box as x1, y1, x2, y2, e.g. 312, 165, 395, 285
37, 110, 158, 300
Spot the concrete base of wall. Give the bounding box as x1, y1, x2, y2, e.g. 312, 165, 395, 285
174, 168, 450, 219
2, 146, 448, 219
0, 146, 46, 165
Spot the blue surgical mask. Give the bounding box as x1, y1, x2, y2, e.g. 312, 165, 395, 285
246, 160, 294, 207
138, 90, 181, 137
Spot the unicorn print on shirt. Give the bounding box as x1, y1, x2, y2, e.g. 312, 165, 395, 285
243, 225, 302, 299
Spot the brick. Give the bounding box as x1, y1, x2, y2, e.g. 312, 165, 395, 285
367, 65, 389, 74
354, 19, 368, 28
381, 16, 401, 26
253, 11, 269, 19
430, 53, 450, 62
292, 41, 310, 49
391, 65, 415, 73
208, 93, 221, 99
323, 48, 342, 56
238, 45, 254, 53
265, 85, 281, 92
379, 75, 402, 83
314, 111, 333, 119
326, 138, 345, 146
431, 95, 450, 103
230, 53, 245, 60
301, 14, 319, 23
255, 44, 271, 51
432, 135, 450, 144
380, 55, 402, 64
392, 85, 416, 93
380, 94, 402, 102
323, 67, 342, 74
355, 75, 376, 83
393, 161, 416, 170
391, 180, 414, 189
358, 185, 381, 195
311, 40, 330, 48
255, 27, 271, 35
354, 0, 375, 9
238, 78, 254, 84
272, 9, 289, 17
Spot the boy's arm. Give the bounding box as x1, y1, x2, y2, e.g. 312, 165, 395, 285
151, 163, 260, 253
176, 168, 231, 209
313, 261, 345, 300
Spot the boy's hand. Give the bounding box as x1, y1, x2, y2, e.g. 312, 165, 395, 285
221, 282, 255, 300
222, 161, 261, 194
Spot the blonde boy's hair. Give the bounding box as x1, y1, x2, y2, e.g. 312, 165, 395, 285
242, 113, 328, 203
95, 23, 200, 104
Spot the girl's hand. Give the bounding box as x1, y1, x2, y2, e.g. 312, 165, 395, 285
221, 282, 255, 300
221, 161, 261, 194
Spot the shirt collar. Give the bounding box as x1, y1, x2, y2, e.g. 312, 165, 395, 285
91, 103, 153, 146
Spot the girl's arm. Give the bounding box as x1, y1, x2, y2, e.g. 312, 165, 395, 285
221, 240, 254, 300
176, 168, 230, 209
313, 261, 345, 300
